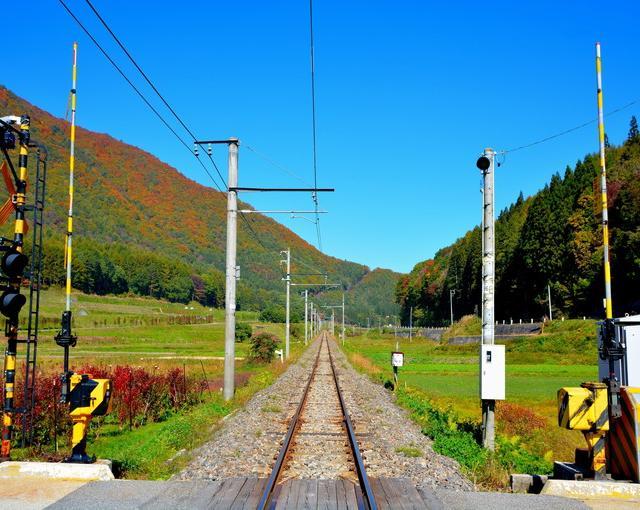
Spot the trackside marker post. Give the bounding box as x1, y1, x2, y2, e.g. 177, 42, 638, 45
391, 351, 404, 391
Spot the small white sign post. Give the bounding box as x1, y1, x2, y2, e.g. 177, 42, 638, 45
391, 351, 404, 391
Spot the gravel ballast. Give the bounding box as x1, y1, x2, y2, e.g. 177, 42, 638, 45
177, 337, 473, 492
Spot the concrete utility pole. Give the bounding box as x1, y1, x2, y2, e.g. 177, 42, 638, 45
450, 289, 456, 325
547, 284, 553, 321
342, 293, 345, 341
331, 310, 335, 336
479, 147, 496, 450
304, 290, 308, 345
281, 249, 291, 358
224, 138, 239, 401
409, 306, 413, 343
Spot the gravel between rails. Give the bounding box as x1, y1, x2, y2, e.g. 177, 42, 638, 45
177, 337, 473, 492
279, 337, 355, 482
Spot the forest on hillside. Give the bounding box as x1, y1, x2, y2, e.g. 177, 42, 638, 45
0, 86, 399, 319
396, 118, 640, 325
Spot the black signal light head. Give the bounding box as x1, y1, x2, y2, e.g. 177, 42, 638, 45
0, 290, 26, 319
476, 156, 491, 171
1, 248, 28, 278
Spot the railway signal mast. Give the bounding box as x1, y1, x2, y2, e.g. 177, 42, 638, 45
55, 43, 112, 463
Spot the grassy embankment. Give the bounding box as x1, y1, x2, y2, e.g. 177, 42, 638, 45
342, 316, 598, 487
12, 287, 307, 478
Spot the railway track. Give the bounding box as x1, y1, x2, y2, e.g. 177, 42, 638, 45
257, 332, 377, 510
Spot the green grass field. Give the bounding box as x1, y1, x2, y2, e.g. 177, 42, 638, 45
29, 287, 286, 378
9, 287, 306, 478
342, 319, 600, 464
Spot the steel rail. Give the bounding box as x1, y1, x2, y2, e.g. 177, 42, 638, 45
327, 338, 378, 510
257, 333, 377, 510
256, 335, 323, 510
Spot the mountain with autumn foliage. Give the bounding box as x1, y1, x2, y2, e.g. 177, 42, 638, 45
0, 86, 399, 321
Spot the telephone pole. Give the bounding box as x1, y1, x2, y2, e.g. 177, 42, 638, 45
450, 289, 456, 325
478, 148, 496, 450
224, 138, 239, 401
281, 248, 291, 358
310, 302, 314, 339
547, 284, 553, 321
409, 306, 413, 343
341, 292, 345, 341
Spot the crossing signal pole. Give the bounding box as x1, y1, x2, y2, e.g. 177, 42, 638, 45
477, 149, 496, 451
0, 116, 30, 459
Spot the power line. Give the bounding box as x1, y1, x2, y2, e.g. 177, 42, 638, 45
59, 0, 225, 192
238, 210, 331, 280
83, 0, 228, 190
61, 0, 332, 284
309, 0, 322, 251
502, 99, 638, 154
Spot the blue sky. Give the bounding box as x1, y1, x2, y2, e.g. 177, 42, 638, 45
4, 1, 639, 273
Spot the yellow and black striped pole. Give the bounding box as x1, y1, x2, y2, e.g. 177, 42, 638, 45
596, 43, 623, 426
65, 42, 77, 313
56, 43, 79, 406
57, 42, 79, 405
0, 115, 30, 458
596, 42, 613, 320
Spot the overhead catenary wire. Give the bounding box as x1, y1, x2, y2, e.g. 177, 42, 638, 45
61, 0, 334, 289
82, 0, 228, 190
308, 0, 322, 251
58, 0, 226, 192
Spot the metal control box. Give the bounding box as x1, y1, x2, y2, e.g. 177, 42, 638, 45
480, 344, 505, 400
598, 315, 640, 387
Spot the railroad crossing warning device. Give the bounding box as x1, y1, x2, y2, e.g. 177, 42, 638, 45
0, 113, 46, 459
391, 351, 404, 390
55, 42, 112, 463
556, 316, 640, 481
558, 382, 609, 479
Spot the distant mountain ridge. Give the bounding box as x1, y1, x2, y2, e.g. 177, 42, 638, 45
0, 86, 400, 319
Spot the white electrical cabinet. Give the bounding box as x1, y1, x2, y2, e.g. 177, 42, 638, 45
598, 315, 640, 387
480, 344, 505, 400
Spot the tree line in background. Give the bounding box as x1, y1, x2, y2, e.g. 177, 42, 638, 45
36, 236, 313, 318
37, 236, 276, 311
396, 118, 640, 326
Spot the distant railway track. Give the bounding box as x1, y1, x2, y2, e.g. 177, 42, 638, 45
257, 332, 377, 510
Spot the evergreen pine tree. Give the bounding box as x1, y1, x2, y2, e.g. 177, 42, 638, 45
604, 133, 611, 148
629, 115, 639, 140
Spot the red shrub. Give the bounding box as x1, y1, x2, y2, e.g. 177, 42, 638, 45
496, 402, 547, 437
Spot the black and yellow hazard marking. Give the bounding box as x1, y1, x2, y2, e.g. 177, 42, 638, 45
0, 115, 30, 458
609, 386, 640, 482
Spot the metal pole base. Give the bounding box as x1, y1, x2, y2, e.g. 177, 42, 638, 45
66, 437, 95, 464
